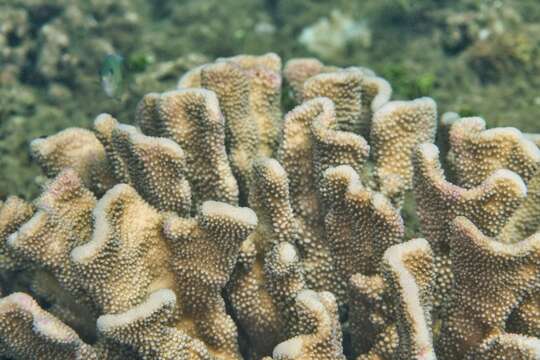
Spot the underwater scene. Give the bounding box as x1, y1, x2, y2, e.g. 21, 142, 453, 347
0, 0, 539, 359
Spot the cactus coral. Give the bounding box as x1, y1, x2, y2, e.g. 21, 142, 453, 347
1, 53, 539, 360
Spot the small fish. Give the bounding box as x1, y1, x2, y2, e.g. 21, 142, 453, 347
100, 54, 125, 98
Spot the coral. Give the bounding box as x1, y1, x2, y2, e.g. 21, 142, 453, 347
438, 216, 540, 358
1, 53, 540, 360
447, 117, 540, 188
0, 292, 98, 359
0, 196, 34, 273
271, 290, 345, 360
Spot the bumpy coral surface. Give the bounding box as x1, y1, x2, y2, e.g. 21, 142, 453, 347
1, 53, 539, 359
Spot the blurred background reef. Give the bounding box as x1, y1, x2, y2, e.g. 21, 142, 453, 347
1, 0, 539, 199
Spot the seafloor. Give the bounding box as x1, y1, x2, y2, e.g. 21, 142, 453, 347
1, 0, 540, 198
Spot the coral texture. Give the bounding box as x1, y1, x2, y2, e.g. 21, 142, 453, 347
1, 53, 539, 359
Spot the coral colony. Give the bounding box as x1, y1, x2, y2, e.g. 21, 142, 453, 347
1, 53, 539, 359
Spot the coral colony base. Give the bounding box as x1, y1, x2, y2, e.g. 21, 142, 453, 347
0, 53, 539, 360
